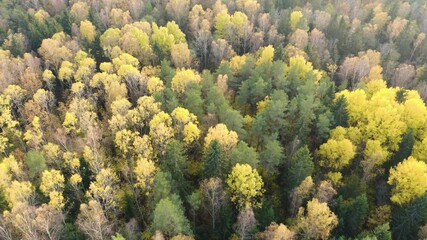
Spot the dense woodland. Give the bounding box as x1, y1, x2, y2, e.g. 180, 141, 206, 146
0, 0, 427, 239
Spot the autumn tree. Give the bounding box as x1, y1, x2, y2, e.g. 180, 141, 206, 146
204, 123, 239, 152
40, 169, 65, 209
388, 157, 427, 205
34, 204, 65, 240
289, 176, 315, 216
80, 20, 96, 43
297, 198, 338, 240
77, 200, 113, 240
227, 163, 264, 208
171, 43, 192, 68
171, 69, 202, 95
166, 0, 190, 27
86, 168, 119, 212
149, 111, 174, 155
235, 206, 257, 240
317, 137, 355, 170
256, 222, 296, 240
200, 177, 226, 230
134, 157, 157, 194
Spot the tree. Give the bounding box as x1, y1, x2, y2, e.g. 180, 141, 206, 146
171, 69, 202, 94
34, 204, 65, 240
287, 145, 314, 190
289, 176, 315, 216
80, 20, 96, 43
361, 140, 389, 181
5, 181, 33, 208
203, 140, 223, 179
166, 0, 190, 27
25, 150, 46, 180
204, 124, 239, 152
161, 140, 190, 195
290, 11, 307, 31
38, 32, 73, 72
297, 198, 338, 240
70, 1, 89, 23
87, 168, 119, 212
152, 196, 192, 238
412, 135, 427, 163
392, 193, 427, 240
227, 163, 264, 208
314, 181, 337, 204
40, 169, 65, 209
200, 177, 226, 231
289, 29, 308, 50
235, 206, 257, 240
171, 107, 199, 141
23, 116, 44, 149
134, 157, 157, 194
149, 111, 174, 155
100, 28, 122, 58
119, 26, 154, 65
256, 222, 296, 240
388, 157, 427, 205
77, 200, 113, 240
256, 45, 274, 66
260, 139, 284, 175
3, 203, 38, 239
336, 194, 369, 237
331, 95, 348, 128
230, 141, 259, 168
171, 43, 192, 68
317, 138, 355, 170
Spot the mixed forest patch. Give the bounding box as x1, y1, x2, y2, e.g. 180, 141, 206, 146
0, 0, 426, 239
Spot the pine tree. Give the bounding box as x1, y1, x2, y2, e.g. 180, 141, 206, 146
392, 193, 427, 240
286, 145, 314, 190
203, 140, 223, 179
331, 95, 349, 128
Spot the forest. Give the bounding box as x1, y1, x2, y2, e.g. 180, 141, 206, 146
0, 0, 427, 239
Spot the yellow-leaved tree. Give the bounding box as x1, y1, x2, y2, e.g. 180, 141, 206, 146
40, 169, 65, 209
388, 156, 427, 205
226, 163, 264, 208
317, 138, 356, 170
134, 157, 157, 195
87, 168, 119, 212
149, 111, 174, 155
23, 116, 44, 149
80, 20, 96, 43
297, 198, 338, 240
171, 69, 201, 94
204, 123, 238, 152
171, 107, 200, 145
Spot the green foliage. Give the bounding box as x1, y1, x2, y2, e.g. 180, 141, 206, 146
230, 141, 259, 168
392, 193, 427, 240
202, 140, 223, 179
161, 140, 190, 196
25, 150, 47, 180
152, 195, 192, 238
152, 171, 173, 206
286, 145, 314, 190
260, 138, 284, 175
112, 233, 126, 240
2, 1, 427, 239
336, 194, 369, 237
332, 96, 349, 128
59, 223, 86, 240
